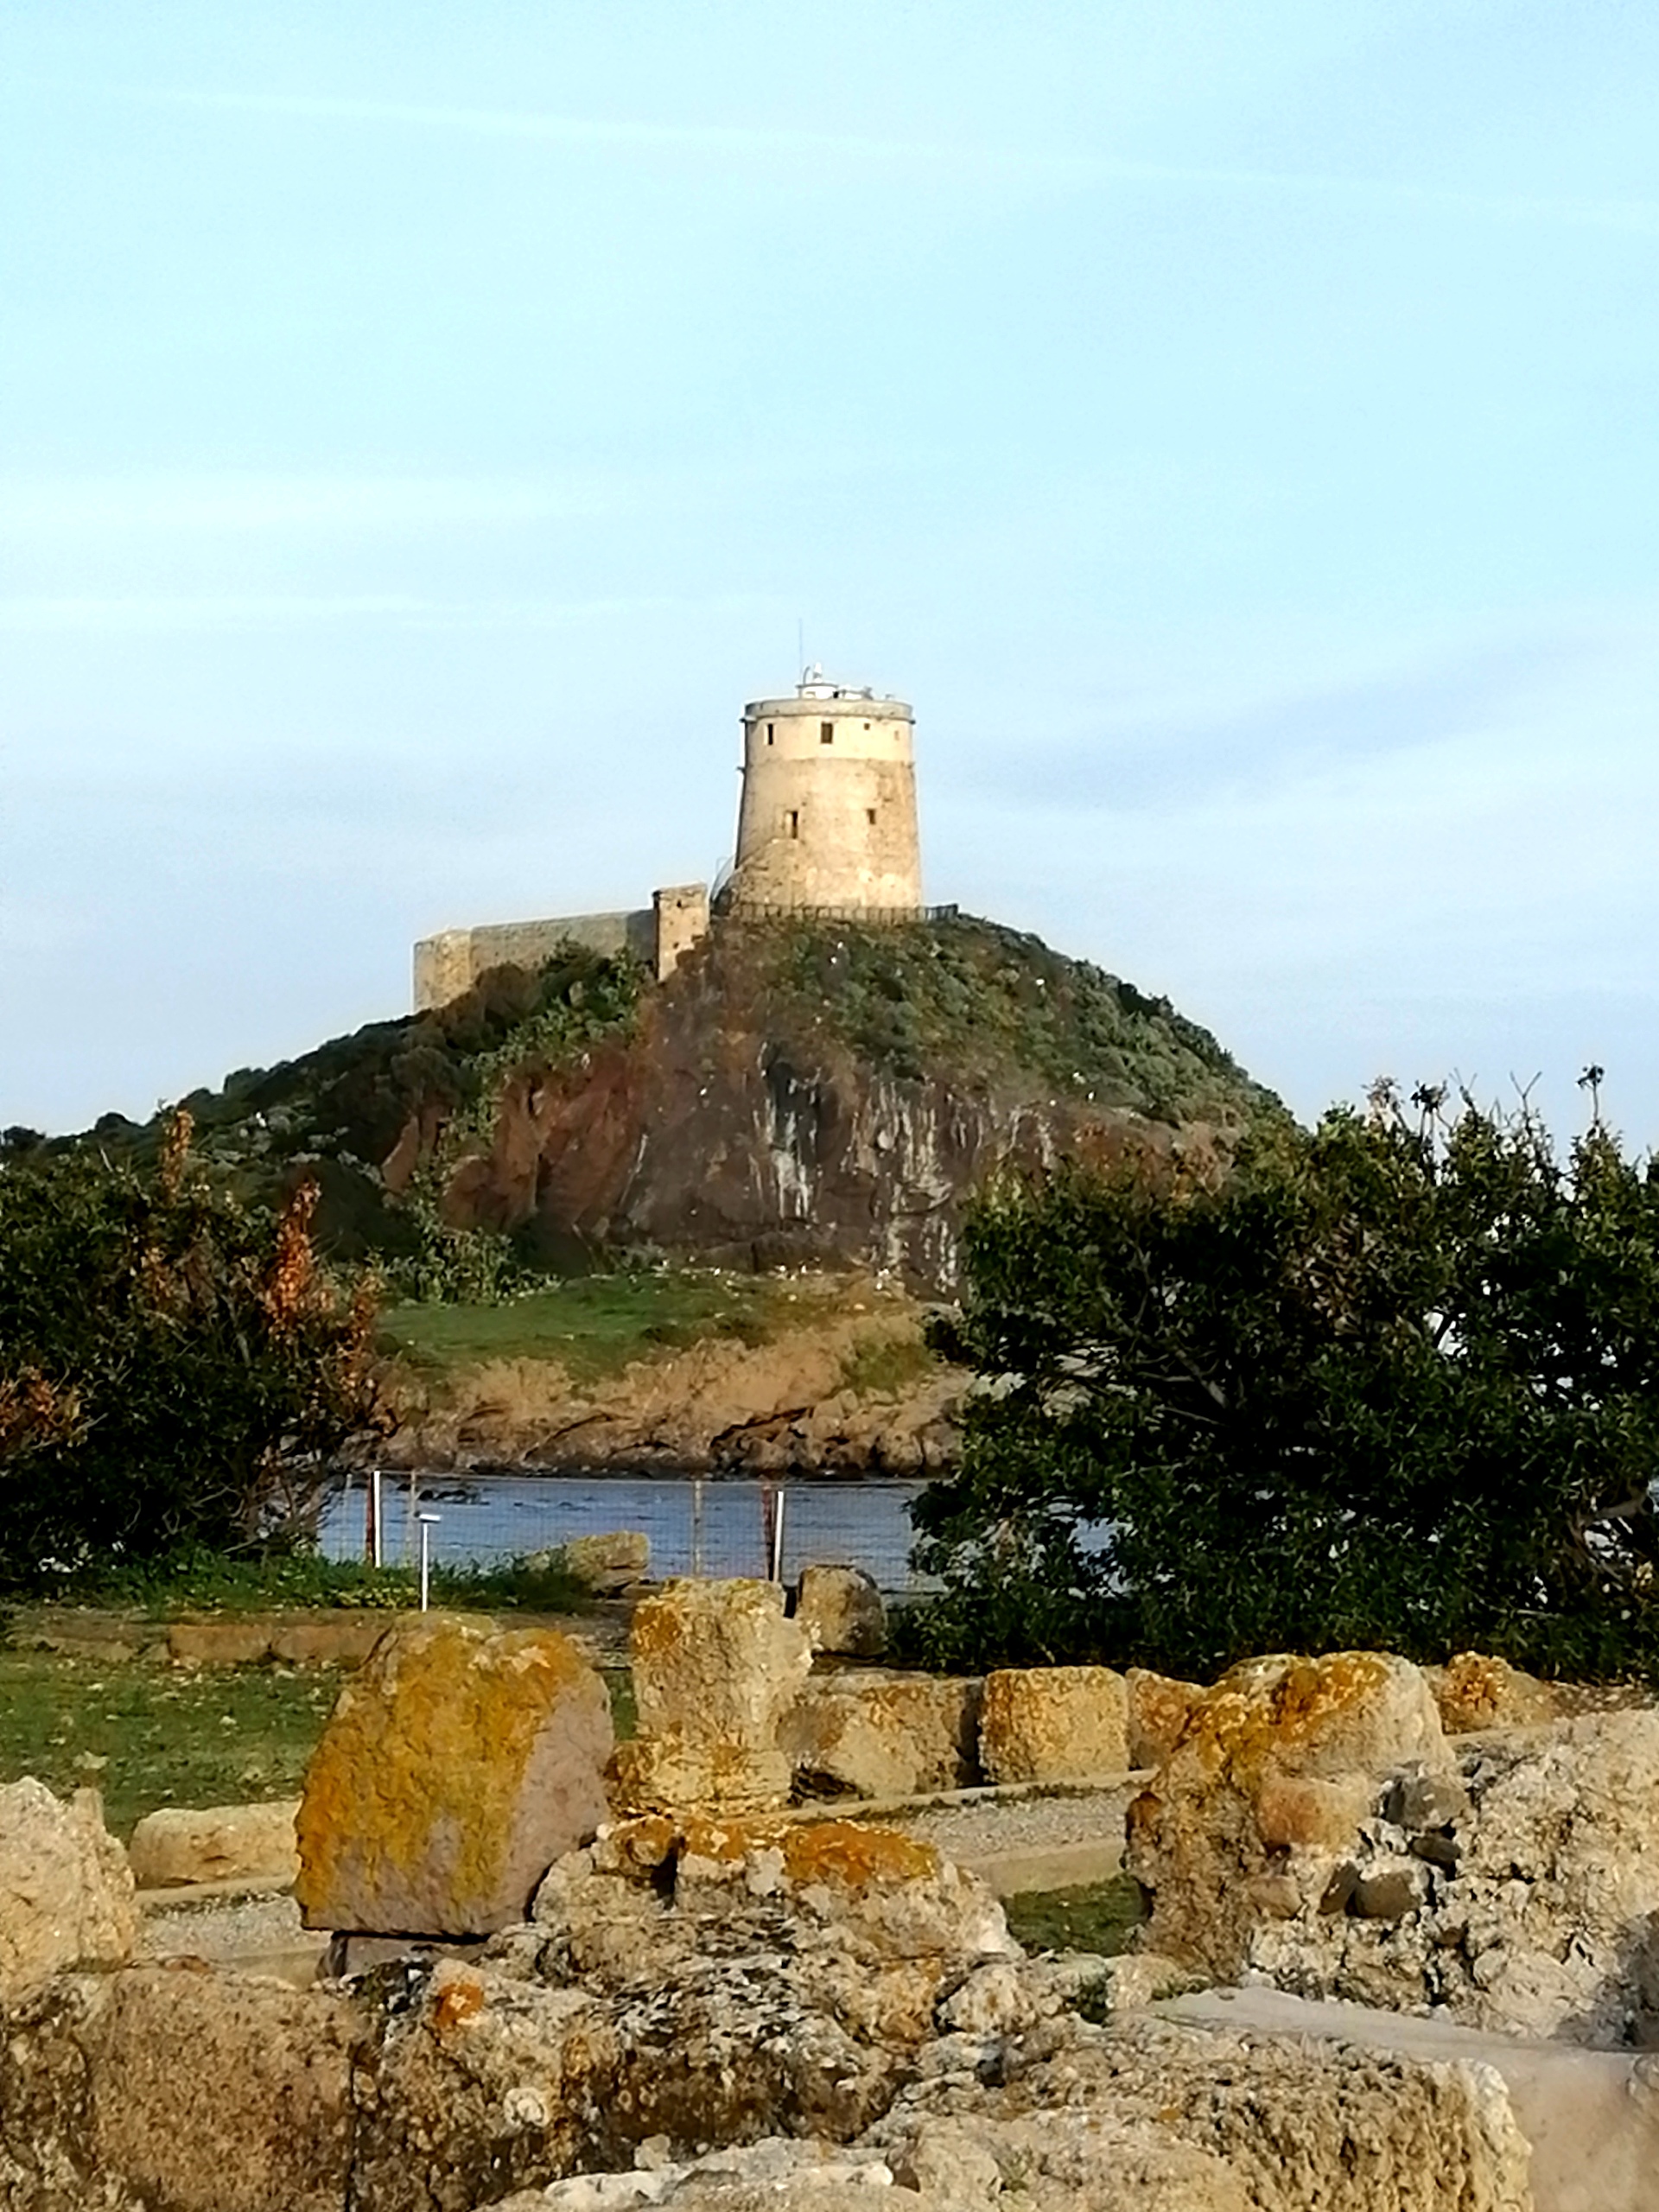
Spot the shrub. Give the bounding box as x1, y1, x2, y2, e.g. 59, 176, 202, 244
0, 1114, 385, 1589
911, 1082, 1659, 1681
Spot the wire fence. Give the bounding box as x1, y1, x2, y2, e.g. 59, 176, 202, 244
322, 1470, 940, 1594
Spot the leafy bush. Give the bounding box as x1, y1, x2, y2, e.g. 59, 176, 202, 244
0, 1116, 385, 1590
911, 1083, 1659, 1682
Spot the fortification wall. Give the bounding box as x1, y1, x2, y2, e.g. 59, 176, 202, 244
731, 691, 922, 912
413, 909, 655, 1012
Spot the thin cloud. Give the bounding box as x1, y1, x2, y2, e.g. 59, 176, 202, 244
73, 82, 1659, 237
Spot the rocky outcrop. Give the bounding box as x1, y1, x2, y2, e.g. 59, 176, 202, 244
1124, 1650, 1453, 1979
422, 922, 1265, 1294
979, 1666, 1130, 1785
782, 1672, 984, 1800
295, 1617, 613, 1936
0, 1790, 1553, 2212
128, 1800, 301, 1891
1246, 1707, 1659, 2044
0, 1779, 136, 2004
611, 1580, 813, 1814
794, 1567, 887, 1660
387, 1305, 963, 1478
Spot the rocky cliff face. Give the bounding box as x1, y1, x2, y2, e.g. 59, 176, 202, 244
423, 918, 1274, 1291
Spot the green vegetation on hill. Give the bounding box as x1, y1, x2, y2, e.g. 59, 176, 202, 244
379, 1269, 792, 1385
769, 914, 1275, 1122
35, 914, 1277, 1288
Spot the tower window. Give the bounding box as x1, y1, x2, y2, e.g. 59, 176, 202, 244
785, 810, 800, 838
820, 721, 834, 744
866, 808, 877, 824
766, 722, 774, 744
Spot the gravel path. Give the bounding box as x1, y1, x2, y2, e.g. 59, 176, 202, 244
892, 1784, 1137, 1866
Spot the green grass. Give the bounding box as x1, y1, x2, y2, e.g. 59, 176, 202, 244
30, 1547, 592, 1618
0, 1647, 638, 1842
836, 1330, 938, 1397
1002, 1873, 1148, 1957
0, 1649, 346, 1840
379, 1268, 797, 1383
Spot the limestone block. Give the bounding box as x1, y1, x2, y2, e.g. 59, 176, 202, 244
564, 1529, 651, 1592
781, 1670, 984, 1799
168, 1618, 275, 1666
1126, 1666, 1202, 1768
128, 1799, 301, 1890
294, 1615, 613, 1936
794, 1564, 887, 1658
268, 1616, 394, 1668
1125, 1650, 1451, 1977
91, 1967, 361, 2212
1430, 1649, 1560, 1733
0, 1777, 137, 2002
619, 1579, 812, 1812
979, 1665, 1130, 1784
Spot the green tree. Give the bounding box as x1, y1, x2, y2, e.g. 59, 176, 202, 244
912, 1084, 1659, 1681
0, 1115, 384, 1588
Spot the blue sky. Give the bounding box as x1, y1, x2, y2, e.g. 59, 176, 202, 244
4, 2, 1658, 1144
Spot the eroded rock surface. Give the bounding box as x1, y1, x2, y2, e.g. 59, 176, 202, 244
793, 1567, 887, 1660
979, 1666, 1129, 1785
1125, 1649, 1452, 1979
1247, 1708, 1659, 2044
128, 1800, 300, 1890
612, 1580, 812, 1815
781, 1672, 983, 1800
295, 1616, 613, 1936
0, 1778, 136, 2005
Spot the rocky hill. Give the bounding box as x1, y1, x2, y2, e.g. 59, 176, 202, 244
78, 913, 1280, 1293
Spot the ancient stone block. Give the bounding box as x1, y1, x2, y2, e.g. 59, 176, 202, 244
563, 1529, 650, 1592
1124, 1650, 1451, 1978
294, 1615, 612, 1936
89, 1967, 362, 2212
0, 1777, 136, 2003
128, 1799, 301, 1890
168, 1619, 275, 1666
781, 1670, 983, 1799
1125, 1666, 1202, 1768
617, 1579, 812, 1813
269, 1616, 394, 1668
979, 1665, 1129, 1784
794, 1564, 887, 1658
1428, 1649, 1560, 1733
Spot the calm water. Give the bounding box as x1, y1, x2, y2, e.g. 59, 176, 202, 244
320, 1471, 936, 1592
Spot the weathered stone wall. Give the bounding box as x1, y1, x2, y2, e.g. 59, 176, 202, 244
730, 686, 922, 913
413, 910, 658, 1011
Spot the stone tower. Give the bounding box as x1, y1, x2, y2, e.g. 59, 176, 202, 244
728, 669, 922, 914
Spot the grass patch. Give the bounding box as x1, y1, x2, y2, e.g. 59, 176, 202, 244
0, 1649, 345, 1840
1003, 1873, 1148, 1957
0, 1644, 638, 1842
836, 1329, 938, 1397
30, 1547, 592, 1618
379, 1269, 792, 1385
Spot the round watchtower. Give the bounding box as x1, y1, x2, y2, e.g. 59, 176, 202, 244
728, 669, 922, 915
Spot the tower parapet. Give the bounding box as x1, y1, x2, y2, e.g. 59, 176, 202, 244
727, 670, 922, 915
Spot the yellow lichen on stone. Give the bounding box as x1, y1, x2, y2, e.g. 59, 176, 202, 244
295, 1615, 611, 1934
780, 1821, 941, 1890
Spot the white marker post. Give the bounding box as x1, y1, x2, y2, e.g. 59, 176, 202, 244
770, 1485, 788, 1586
368, 1468, 385, 1568
416, 1512, 442, 1612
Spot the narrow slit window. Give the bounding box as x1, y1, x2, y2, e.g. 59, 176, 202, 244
766, 722, 774, 744
785, 810, 800, 838
866, 808, 877, 824
821, 721, 834, 744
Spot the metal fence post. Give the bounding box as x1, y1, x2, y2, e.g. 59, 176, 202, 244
417, 1512, 441, 1611
770, 1484, 788, 1586
691, 1477, 705, 1576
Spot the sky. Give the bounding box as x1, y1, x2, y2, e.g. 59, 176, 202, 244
4, 1, 1659, 1146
